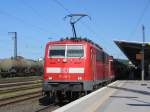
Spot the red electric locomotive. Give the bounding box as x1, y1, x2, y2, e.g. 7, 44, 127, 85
43, 38, 114, 99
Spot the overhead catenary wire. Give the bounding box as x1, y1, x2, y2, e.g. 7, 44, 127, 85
52, 0, 98, 36
51, 0, 113, 54
20, 0, 49, 25
52, 0, 71, 14
129, 0, 150, 40
0, 9, 50, 33
21, 0, 42, 17
0, 11, 46, 57
0, 2, 53, 58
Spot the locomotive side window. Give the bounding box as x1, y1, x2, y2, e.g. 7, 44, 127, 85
103, 52, 108, 64
105, 55, 108, 64
49, 45, 65, 58
103, 52, 105, 63
96, 50, 103, 61
67, 45, 83, 58
90, 48, 93, 65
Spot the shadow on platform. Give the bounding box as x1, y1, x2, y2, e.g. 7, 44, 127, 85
127, 99, 150, 107
127, 104, 150, 106
110, 95, 150, 107
110, 96, 138, 99
108, 86, 150, 96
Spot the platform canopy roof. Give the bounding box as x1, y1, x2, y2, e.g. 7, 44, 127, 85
114, 40, 150, 67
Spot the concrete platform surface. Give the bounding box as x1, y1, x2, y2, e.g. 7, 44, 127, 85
53, 81, 150, 112
96, 81, 150, 112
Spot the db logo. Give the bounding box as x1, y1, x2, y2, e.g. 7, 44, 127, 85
61, 68, 68, 73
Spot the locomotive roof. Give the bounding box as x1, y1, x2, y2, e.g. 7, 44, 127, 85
47, 37, 102, 50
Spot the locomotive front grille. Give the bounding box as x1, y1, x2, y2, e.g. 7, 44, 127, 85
46, 81, 83, 91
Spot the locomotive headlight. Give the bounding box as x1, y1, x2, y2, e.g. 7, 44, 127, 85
48, 77, 52, 80
78, 76, 82, 80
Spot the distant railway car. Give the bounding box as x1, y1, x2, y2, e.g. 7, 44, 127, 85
113, 59, 129, 80
0, 56, 43, 77
43, 38, 114, 100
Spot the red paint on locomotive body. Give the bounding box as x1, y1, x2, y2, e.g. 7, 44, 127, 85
43, 38, 114, 92
44, 40, 87, 81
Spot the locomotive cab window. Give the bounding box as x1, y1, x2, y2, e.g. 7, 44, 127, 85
67, 45, 84, 58
49, 45, 65, 58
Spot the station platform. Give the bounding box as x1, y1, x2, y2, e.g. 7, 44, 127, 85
53, 81, 150, 112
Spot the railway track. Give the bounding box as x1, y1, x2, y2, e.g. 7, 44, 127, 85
0, 79, 42, 95
0, 80, 42, 88
0, 89, 60, 112
0, 94, 60, 112
35, 104, 60, 112
0, 76, 60, 111
0, 90, 41, 107
0, 76, 42, 84
0, 76, 42, 107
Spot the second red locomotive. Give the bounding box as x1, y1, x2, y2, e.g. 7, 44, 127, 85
43, 38, 114, 100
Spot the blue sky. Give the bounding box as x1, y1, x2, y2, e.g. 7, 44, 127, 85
0, 0, 150, 59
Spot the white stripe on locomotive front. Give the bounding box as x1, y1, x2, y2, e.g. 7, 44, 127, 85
46, 67, 84, 73
68, 67, 84, 73
46, 67, 61, 73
